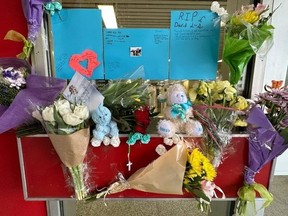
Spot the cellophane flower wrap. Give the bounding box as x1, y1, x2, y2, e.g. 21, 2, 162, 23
235, 81, 288, 216
189, 80, 249, 167
85, 139, 187, 201
34, 97, 90, 200
100, 66, 153, 133
211, 2, 275, 85
0, 57, 66, 134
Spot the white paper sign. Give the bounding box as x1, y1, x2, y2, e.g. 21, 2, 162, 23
63, 72, 104, 112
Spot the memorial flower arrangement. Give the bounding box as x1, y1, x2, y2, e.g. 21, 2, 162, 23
189, 80, 249, 167
0, 57, 66, 134
235, 81, 288, 215
183, 148, 218, 213
85, 140, 188, 201
211, 1, 275, 85
34, 97, 90, 200
100, 72, 159, 171
101, 78, 151, 133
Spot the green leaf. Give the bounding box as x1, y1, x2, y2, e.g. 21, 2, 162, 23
53, 106, 68, 134
223, 36, 255, 85
191, 188, 211, 202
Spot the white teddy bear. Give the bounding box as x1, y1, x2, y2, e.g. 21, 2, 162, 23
157, 83, 203, 144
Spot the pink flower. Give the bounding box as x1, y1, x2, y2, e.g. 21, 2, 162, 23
255, 3, 268, 15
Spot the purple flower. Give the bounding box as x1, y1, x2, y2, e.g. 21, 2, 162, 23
2, 67, 26, 89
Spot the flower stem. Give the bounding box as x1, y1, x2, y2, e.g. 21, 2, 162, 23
68, 164, 87, 200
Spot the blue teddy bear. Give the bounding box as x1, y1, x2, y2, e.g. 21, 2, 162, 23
91, 104, 120, 147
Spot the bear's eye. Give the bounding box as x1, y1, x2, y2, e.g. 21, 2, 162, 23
105, 114, 107, 116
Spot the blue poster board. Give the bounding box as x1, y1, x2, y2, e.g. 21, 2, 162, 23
51, 9, 104, 79
169, 10, 220, 80
104, 29, 169, 80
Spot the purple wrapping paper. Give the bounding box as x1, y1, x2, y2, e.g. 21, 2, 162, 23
244, 107, 288, 184
0, 57, 31, 70
0, 74, 66, 134
22, 0, 51, 43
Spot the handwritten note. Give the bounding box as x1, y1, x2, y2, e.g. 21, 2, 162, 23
104, 28, 170, 80
63, 72, 104, 112
169, 10, 220, 80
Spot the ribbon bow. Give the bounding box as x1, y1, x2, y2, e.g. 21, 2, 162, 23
4, 30, 33, 60
44, 1, 62, 16
236, 183, 273, 216
126, 132, 151, 145
201, 180, 226, 200
171, 100, 192, 121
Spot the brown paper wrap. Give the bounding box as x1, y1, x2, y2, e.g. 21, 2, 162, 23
108, 141, 187, 195
48, 128, 90, 168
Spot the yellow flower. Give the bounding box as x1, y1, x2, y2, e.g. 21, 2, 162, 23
224, 85, 237, 101
240, 10, 260, 24
231, 10, 260, 26
186, 148, 217, 182
197, 81, 210, 97
202, 158, 217, 181
214, 80, 231, 93
212, 92, 224, 102
231, 96, 248, 110
185, 169, 198, 179
207, 81, 215, 91
234, 119, 248, 127
187, 149, 202, 176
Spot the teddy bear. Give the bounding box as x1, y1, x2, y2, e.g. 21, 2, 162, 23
91, 104, 120, 147
157, 83, 203, 145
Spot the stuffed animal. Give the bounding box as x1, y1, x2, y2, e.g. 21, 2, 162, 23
91, 104, 120, 147
157, 83, 203, 143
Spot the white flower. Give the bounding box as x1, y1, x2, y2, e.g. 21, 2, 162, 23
42, 106, 55, 122
73, 104, 89, 120
155, 144, 167, 156
211, 1, 227, 15
54, 99, 72, 116
32, 110, 43, 122
210, 1, 220, 12
62, 112, 83, 126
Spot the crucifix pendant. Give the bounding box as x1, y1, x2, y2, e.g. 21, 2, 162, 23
126, 160, 133, 171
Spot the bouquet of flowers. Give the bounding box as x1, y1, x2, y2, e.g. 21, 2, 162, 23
34, 97, 90, 200
189, 80, 249, 167
211, 1, 275, 85
85, 139, 188, 201
183, 148, 219, 213
235, 81, 288, 215
0, 57, 66, 134
101, 78, 151, 133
